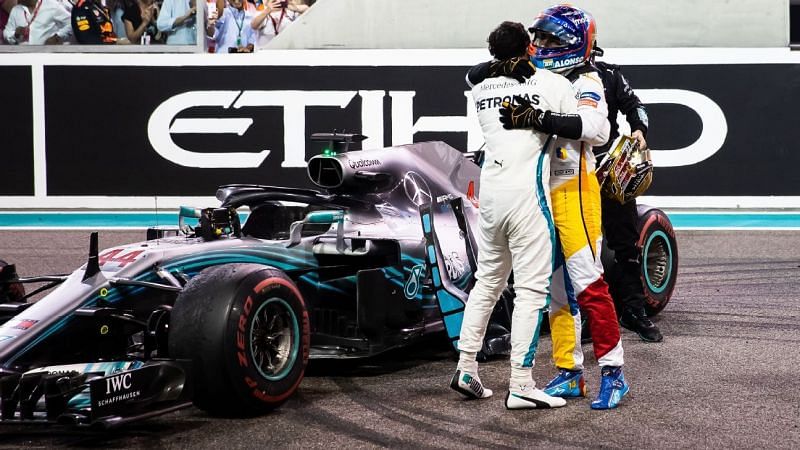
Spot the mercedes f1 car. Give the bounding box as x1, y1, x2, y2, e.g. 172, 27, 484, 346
0, 137, 677, 427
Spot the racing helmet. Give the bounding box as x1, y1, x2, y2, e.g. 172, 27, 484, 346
596, 135, 654, 204
527, 4, 597, 73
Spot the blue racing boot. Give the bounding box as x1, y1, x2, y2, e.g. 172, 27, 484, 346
543, 369, 587, 398
591, 366, 629, 410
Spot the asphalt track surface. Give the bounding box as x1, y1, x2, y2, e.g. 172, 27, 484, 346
0, 230, 798, 449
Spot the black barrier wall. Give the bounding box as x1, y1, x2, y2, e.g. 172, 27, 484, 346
7, 62, 800, 198
625, 64, 800, 196
0, 66, 34, 195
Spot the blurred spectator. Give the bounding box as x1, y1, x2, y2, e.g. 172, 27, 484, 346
3, 0, 34, 44
0, 0, 17, 43
206, 0, 254, 53
107, 0, 126, 42
72, 0, 118, 44
157, 0, 196, 44
250, 0, 306, 49
11, 0, 72, 44
205, 0, 215, 51
122, 0, 162, 44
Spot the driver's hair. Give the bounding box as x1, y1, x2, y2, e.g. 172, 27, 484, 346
487, 21, 531, 60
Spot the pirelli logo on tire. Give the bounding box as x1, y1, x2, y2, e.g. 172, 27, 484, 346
230, 271, 310, 407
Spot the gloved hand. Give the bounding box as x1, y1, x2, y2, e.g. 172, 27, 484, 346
487, 56, 536, 83
499, 95, 546, 130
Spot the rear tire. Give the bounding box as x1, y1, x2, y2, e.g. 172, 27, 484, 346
636, 206, 678, 316
169, 264, 309, 416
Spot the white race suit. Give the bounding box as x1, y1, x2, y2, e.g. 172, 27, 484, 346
458, 69, 576, 384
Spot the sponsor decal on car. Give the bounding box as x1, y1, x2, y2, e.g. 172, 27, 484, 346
1, 319, 39, 331
404, 264, 425, 299
89, 365, 155, 416
347, 158, 382, 169
96, 373, 142, 407
444, 252, 466, 281
98, 248, 145, 270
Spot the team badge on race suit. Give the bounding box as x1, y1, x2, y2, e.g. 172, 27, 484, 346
578, 89, 601, 108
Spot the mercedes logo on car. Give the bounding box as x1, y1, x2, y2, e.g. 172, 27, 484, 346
403, 171, 432, 206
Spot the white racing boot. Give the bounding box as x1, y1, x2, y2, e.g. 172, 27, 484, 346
505, 383, 567, 409
450, 369, 493, 399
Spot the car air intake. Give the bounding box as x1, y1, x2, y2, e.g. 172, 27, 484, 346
307, 156, 345, 189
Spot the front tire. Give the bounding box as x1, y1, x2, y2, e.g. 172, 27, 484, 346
169, 264, 310, 416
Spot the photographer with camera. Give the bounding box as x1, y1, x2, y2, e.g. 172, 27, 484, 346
157, 0, 196, 44
250, 0, 306, 49
206, 0, 254, 52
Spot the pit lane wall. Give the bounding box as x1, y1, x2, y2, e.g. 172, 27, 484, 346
1, 48, 800, 210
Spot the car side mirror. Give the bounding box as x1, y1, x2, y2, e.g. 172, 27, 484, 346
178, 206, 202, 235
288, 210, 345, 250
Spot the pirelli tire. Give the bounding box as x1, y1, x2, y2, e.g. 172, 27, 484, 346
169, 263, 310, 416
636, 206, 678, 317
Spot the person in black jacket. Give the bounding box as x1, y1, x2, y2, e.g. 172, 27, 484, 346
71, 0, 117, 44
592, 55, 663, 343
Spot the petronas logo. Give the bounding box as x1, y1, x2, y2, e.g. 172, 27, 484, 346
404, 264, 425, 299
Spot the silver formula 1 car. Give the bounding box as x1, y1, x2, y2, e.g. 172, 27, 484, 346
0, 137, 677, 427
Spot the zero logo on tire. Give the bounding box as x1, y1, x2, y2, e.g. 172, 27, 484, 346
230, 275, 310, 406
169, 264, 310, 416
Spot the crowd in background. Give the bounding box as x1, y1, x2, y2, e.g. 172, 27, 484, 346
0, 0, 312, 49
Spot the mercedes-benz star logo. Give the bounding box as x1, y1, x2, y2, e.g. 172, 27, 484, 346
403, 172, 432, 206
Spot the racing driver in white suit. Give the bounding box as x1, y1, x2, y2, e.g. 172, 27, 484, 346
450, 21, 576, 410
471, 4, 630, 410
